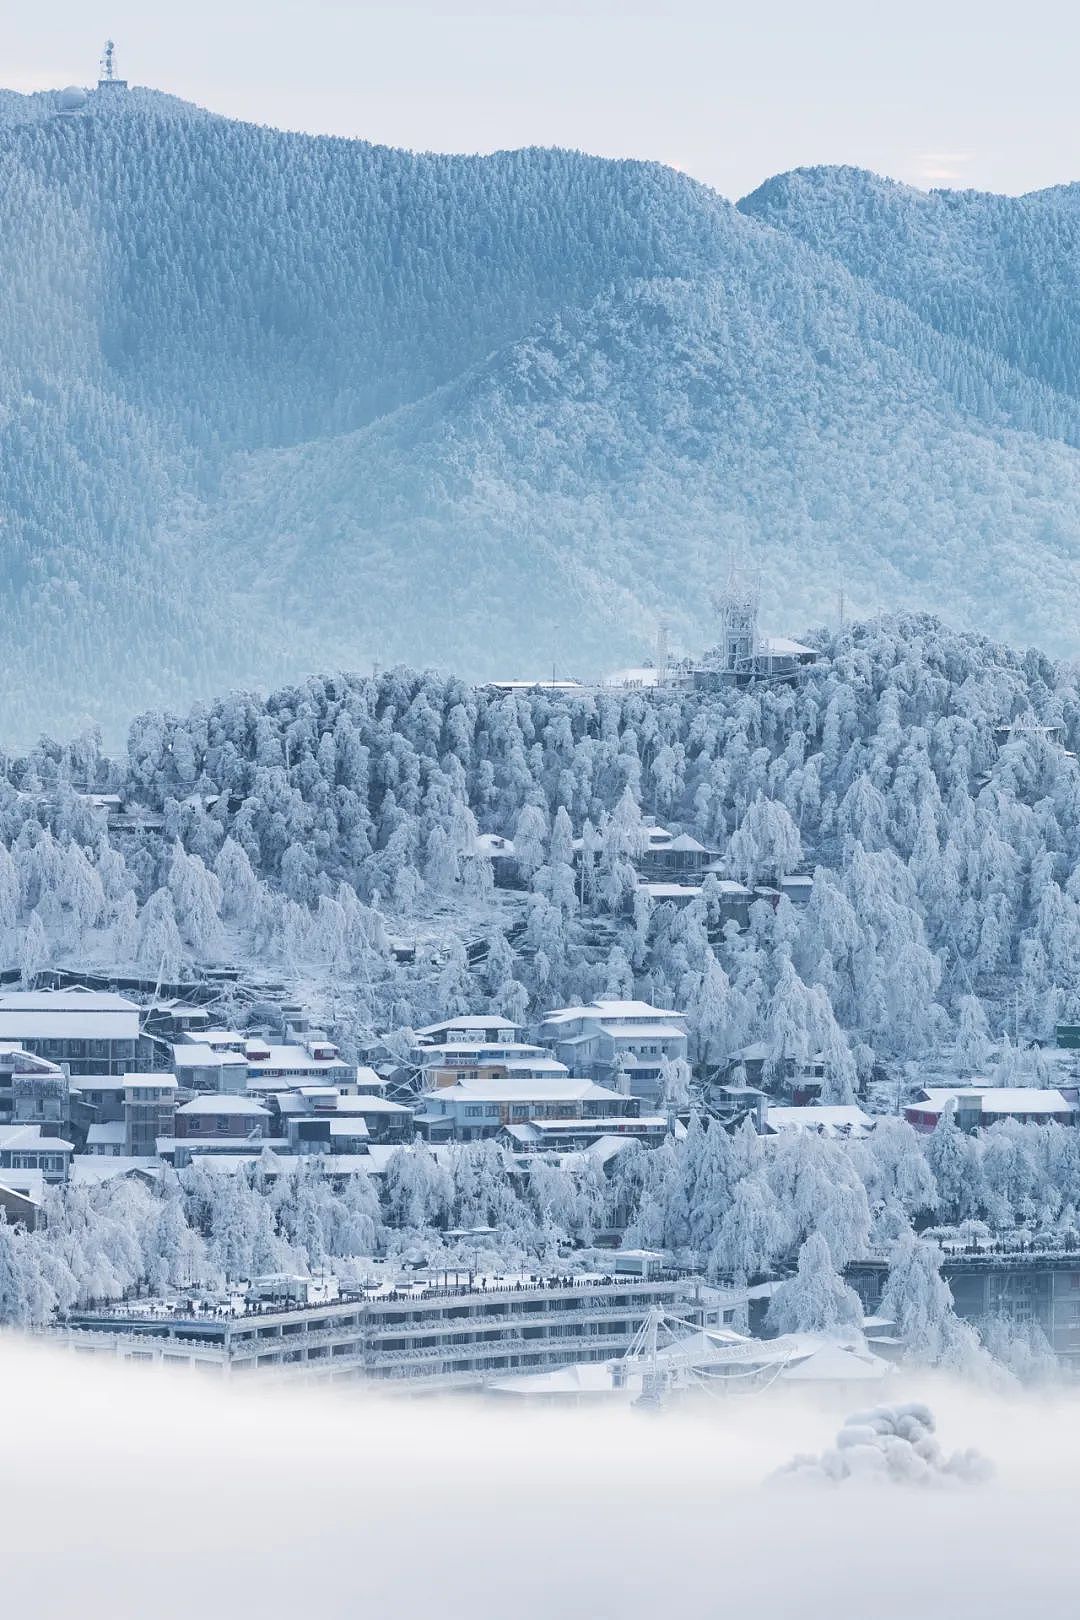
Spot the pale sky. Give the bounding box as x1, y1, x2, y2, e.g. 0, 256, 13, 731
3, 0, 1079, 200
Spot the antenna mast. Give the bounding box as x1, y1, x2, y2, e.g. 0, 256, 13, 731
97, 40, 128, 90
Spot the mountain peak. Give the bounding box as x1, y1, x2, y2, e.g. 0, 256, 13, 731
0, 82, 216, 129
0, 106, 1079, 740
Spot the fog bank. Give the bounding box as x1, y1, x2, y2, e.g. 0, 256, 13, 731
8, 1340, 1079, 1618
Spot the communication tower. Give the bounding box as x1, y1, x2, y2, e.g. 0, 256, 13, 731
97, 40, 128, 90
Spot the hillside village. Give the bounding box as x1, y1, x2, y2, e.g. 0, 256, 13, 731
1, 613, 1080, 1391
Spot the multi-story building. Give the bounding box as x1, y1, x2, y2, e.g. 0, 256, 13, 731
414, 1076, 650, 1144
173, 1095, 272, 1140
0, 1046, 70, 1130
417, 1017, 523, 1047
170, 1043, 250, 1094
413, 1020, 551, 1089
52, 1270, 719, 1387
0, 1123, 73, 1184
273, 1086, 412, 1147
171, 1035, 359, 1096
498, 1115, 670, 1152
848, 1241, 1080, 1369
422, 1049, 567, 1086
536, 1000, 689, 1103
80, 1074, 178, 1157
0, 991, 145, 1076
242, 1037, 356, 1090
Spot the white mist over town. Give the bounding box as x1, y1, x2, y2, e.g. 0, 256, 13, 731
4, 1339, 1078, 1620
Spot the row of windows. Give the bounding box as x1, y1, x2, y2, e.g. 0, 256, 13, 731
1, 1152, 66, 1171
30, 1039, 138, 1059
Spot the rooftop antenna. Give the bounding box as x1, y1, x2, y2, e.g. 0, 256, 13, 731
655, 618, 669, 672
97, 40, 128, 90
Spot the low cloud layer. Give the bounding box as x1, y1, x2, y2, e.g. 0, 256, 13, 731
7, 1339, 1079, 1618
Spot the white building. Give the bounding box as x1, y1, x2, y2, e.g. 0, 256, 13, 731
53, 1269, 715, 1388
171, 1043, 250, 1093
0, 990, 144, 1075
418, 1040, 556, 1087
0, 1123, 73, 1183
537, 1000, 690, 1102
414, 1075, 651, 1144
74, 1073, 178, 1156
417, 1017, 522, 1046
243, 1038, 355, 1089
274, 1086, 412, 1147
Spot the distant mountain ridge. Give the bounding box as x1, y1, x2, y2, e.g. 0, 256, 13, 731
1, 85, 1079, 739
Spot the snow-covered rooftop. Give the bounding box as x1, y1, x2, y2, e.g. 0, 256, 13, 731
0, 1168, 45, 1202
766, 1105, 875, 1138
778, 1342, 892, 1383
171, 1044, 247, 1068
913, 1087, 1078, 1115
759, 635, 818, 657
77, 1071, 177, 1091
69, 1157, 162, 1186
542, 999, 682, 1026
433, 1078, 624, 1104
0, 999, 140, 1039
327, 1117, 369, 1138
87, 1122, 126, 1146
0, 990, 138, 1013
176, 1095, 269, 1116
417, 1017, 521, 1036
640, 882, 703, 900
245, 1044, 352, 1070
0, 1124, 74, 1150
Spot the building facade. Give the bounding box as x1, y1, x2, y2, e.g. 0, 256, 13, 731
0, 991, 145, 1076
54, 1272, 717, 1387
848, 1245, 1080, 1369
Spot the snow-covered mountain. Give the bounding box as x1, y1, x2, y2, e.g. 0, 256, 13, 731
3, 85, 1080, 737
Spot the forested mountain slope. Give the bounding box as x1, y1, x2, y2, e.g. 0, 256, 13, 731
739, 166, 1080, 403
2, 86, 1080, 739
192, 265, 1080, 679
